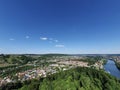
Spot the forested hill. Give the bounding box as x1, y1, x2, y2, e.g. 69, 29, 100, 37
1, 67, 120, 90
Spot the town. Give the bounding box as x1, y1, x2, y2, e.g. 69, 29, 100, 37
0, 54, 104, 87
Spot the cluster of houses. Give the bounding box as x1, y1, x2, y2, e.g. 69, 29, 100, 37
93, 60, 103, 69
0, 77, 12, 86
16, 69, 46, 81
58, 60, 88, 67
0, 68, 47, 86
113, 56, 120, 63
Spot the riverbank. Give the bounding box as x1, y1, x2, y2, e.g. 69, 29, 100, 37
104, 60, 120, 79
115, 62, 120, 70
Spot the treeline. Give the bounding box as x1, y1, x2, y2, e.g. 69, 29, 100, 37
0, 54, 36, 65
77, 56, 104, 65
41, 54, 68, 57
38, 54, 68, 61
0, 65, 17, 70
1, 67, 120, 90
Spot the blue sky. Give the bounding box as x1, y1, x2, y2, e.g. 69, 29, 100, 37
0, 0, 120, 54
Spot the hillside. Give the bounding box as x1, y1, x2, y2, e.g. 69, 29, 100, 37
1, 67, 120, 90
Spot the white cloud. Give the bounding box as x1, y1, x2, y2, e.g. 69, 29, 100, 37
55, 44, 64, 48
26, 36, 30, 39
9, 38, 15, 41
49, 38, 58, 43
40, 37, 48, 40
54, 40, 58, 42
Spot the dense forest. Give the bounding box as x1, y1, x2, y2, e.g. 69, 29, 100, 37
1, 67, 120, 90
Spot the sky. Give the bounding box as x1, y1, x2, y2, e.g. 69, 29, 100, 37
0, 0, 120, 54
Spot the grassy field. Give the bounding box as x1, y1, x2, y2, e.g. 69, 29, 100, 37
0, 63, 17, 67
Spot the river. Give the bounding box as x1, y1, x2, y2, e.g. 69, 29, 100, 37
104, 60, 120, 79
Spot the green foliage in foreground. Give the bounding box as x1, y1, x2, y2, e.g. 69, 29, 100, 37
1, 67, 120, 90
